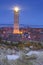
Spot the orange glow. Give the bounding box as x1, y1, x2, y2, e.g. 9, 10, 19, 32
13, 29, 22, 34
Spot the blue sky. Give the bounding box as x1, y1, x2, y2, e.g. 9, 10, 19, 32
0, 0, 43, 26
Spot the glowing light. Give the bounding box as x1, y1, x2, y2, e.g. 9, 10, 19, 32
13, 30, 22, 34
14, 7, 19, 12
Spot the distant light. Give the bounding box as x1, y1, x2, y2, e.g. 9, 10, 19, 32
14, 7, 20, 12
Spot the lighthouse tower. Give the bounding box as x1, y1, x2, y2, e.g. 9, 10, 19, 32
13, 7, 20, 34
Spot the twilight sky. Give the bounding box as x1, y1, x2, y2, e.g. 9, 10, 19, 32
0, 0, 43, 26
